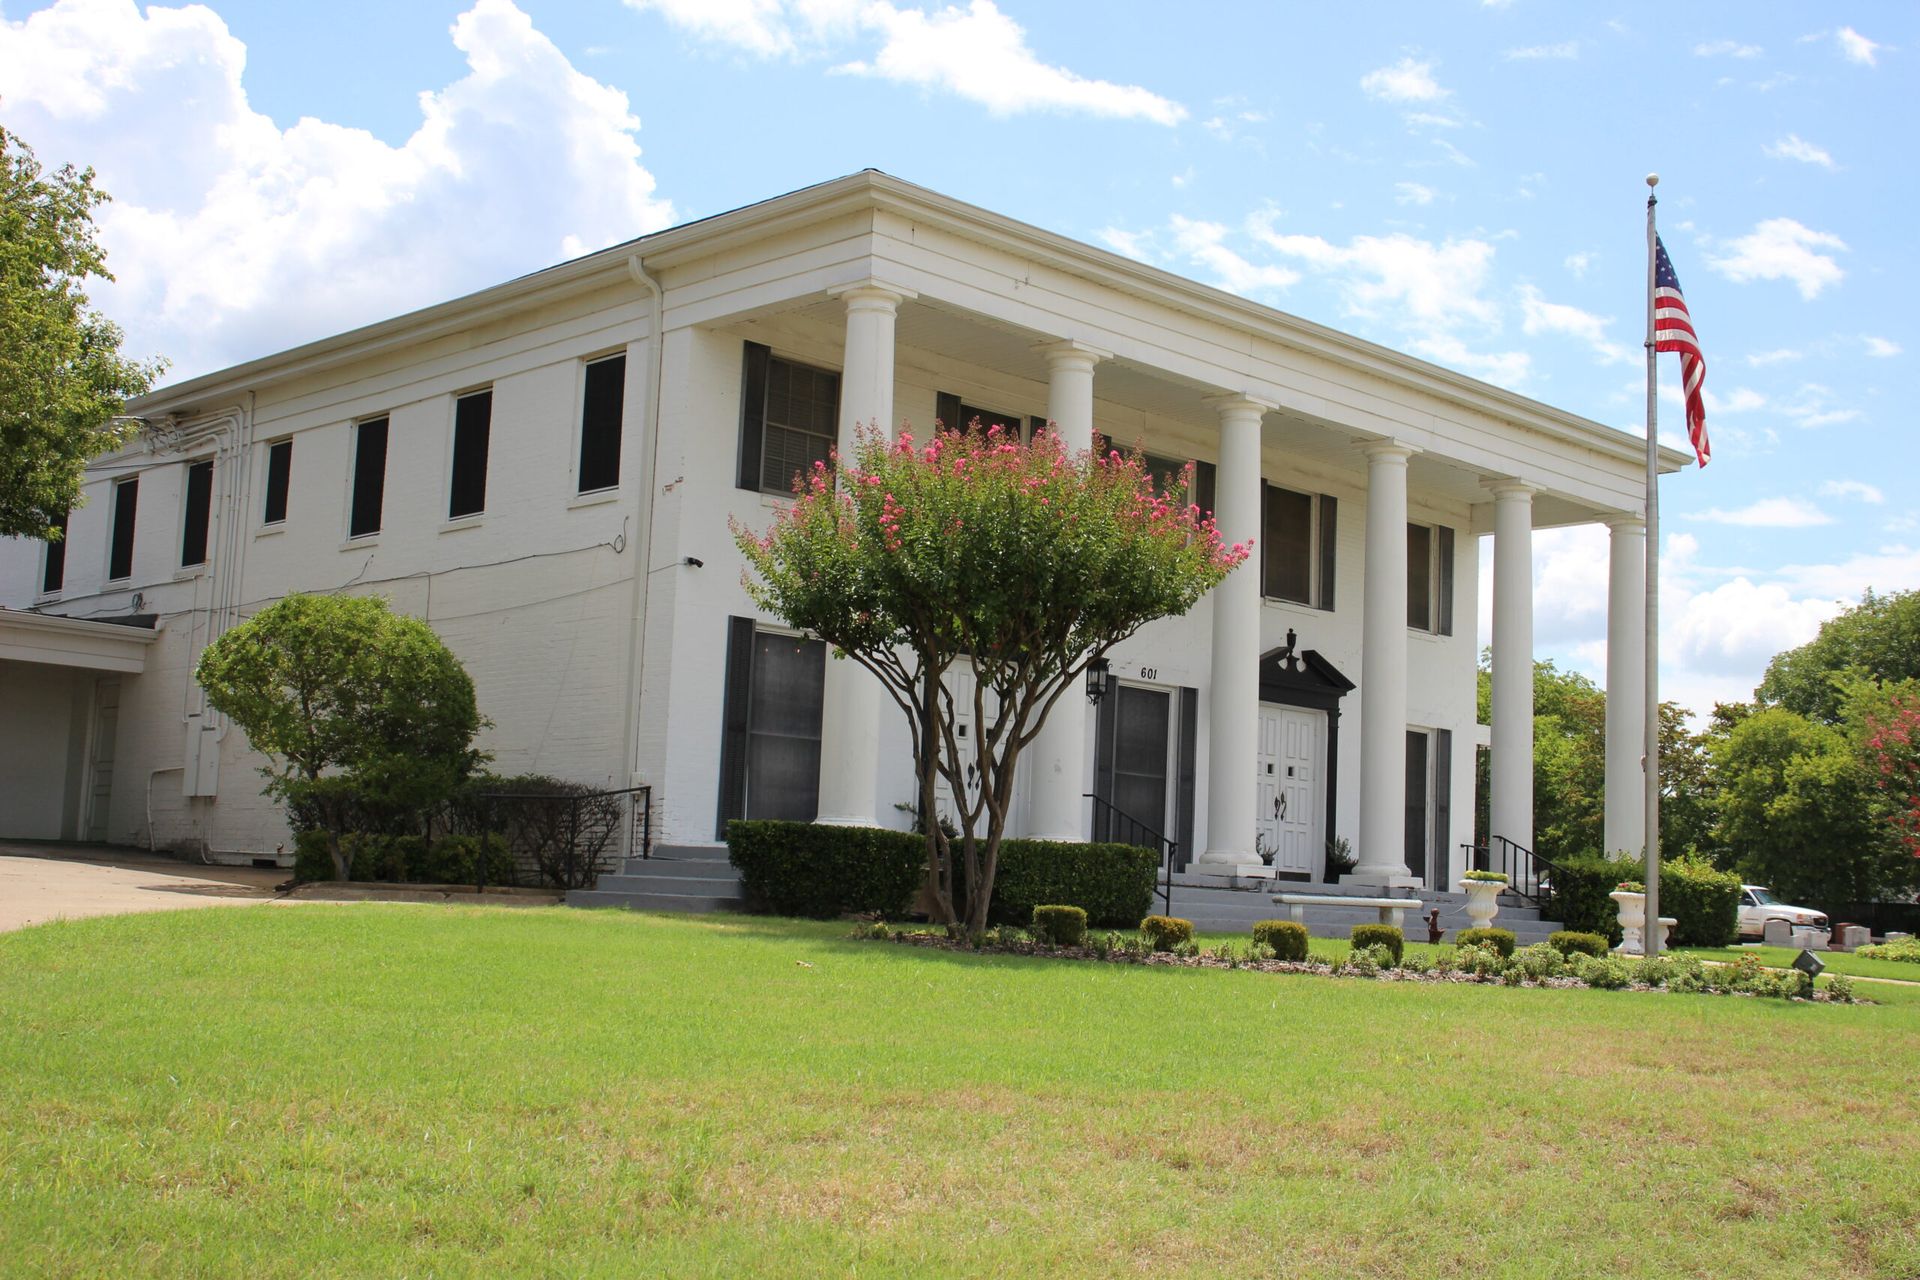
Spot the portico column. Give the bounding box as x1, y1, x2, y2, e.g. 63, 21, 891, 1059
1603, 515, 1647, 858
815, 281, 911, 827
1027, 341, 1108, 840
1488, 481, 1537, 854
1352, 441, 1418, 886
1199, 394, 1271, 867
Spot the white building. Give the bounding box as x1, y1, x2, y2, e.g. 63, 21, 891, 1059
0, 171, 1681, 892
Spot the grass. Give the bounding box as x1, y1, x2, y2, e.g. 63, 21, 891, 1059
1673, 944, 1920, 984
2, 904, 1916, 1278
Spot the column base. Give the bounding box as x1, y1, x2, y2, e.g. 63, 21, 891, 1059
1342, 871, 1423, 890
813, 812, 881, 829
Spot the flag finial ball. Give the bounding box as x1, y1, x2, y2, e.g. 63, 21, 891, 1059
1646, 173, 1660, 188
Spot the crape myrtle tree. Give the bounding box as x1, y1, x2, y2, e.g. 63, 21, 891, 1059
736, 423, 1248, 936
195, 593, 487, 879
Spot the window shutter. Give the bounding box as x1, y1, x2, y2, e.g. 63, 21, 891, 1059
715, 617, 757, 838
1091, 672, 1118, 842
1433, 728, 1453, 886
1175, 686, 1199, 871
935, 391, 963, 433
1317, 494, 1338, 611
737, 342, 770, 492
1437, 524, 1455, 636
1258, 482, 1270, 595
1194, 461, 1216, 520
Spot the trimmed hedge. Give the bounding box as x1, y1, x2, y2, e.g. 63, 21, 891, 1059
1140, 916, 1194, 952
1661, 856, 1741, 947
1252, 919, 1310, 962
291, 831, 512, 885
1548, 854, 1642, 943
989, 839, 1161, 929
1032, 905, 1088, 947
1549, 930, 1611, 958
1455, 926, 1516, 957
1348, 924, 1404, 964
727, 820, 925, 918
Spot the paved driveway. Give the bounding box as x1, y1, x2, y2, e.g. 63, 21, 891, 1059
0, 844, 287, 934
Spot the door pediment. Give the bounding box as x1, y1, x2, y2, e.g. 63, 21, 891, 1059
1258, 644, 1353, 712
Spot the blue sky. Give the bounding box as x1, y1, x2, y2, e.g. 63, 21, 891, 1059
2, 0, 1913, 718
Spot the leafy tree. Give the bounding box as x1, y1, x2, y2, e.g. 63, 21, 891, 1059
1843, 677, 1920, 867
195, 594, 486, 879
1713, 706, 1904, 914
1, 125, 161, 539
1758, 588, 1920, 724
736, 424, 1247, 936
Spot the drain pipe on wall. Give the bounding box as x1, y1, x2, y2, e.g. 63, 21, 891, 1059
618, 253, 666, 853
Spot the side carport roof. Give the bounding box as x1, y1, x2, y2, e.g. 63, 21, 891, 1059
0, 610, 158, 674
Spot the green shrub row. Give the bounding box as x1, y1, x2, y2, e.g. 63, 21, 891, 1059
989, 839, 1160, 929
292, 830, 514, 885
1548, 854, 1642, 942
1548, 930, 1611, 958
726, 821, 926, 918
1857, 936, 1920, 963
1454, 927, 1516, 957
1348, 924, 1404, 964
1660, 857, 1742, 947
1252, 919, 1310, 962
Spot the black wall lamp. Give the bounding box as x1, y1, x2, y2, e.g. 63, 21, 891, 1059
1085, 655, 1111, 705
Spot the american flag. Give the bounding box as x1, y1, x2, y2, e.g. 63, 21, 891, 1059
1654, 236, 1709, 466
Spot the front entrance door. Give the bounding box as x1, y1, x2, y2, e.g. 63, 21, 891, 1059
1257, 705, 1321, 876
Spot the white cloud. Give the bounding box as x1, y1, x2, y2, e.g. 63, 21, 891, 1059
1360, 56, 1448, 104
1564, 252, 1592, 279
1517, 286, 1630, 364
1779, 384, 1860, 429
1505, 41, 1579, 60
1745, 347, 1802, 367
1247, 216, 1500, 330
0, 0, 674, 379
1686, 498, 1834, 528
1836, 26, 1882, 66
1394, 181, 1436, 206
1693, 39, 1763, 58
1096, 226, 1153, 263
1704, 386, 1767, 414
1167, 216, 1301, 295
1864, 336, 1901, 358
630, 0, 1187, 124
1764, 134, 1835, 168
1404, 334, 1531, 387
1707, 218, 1847, 300
1820, 480, 1884, 505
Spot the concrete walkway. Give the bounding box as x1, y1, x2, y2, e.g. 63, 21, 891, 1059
0, 843, 288, 934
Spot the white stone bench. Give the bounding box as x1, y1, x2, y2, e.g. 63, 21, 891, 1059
1272, 893, 1423, 931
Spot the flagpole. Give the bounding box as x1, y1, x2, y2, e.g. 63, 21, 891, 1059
1642, 173, 1662, 956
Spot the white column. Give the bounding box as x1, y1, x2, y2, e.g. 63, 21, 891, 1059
1603, 515, 1647, 858
815, 282, 910, 828
1199, 394, 1271, 868
1026, 342, 1107, 841
1352, 441, 1418, 887
1488, 480, 1537, 854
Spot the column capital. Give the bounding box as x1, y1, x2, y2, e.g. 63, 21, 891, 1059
828, 279, 917, 310
1483, 477, 1537, 500
1203, 392, 1277, 420
1360, 438, 1417, 463
1033, 339, 1111, 371
1603, 511, 1647, 533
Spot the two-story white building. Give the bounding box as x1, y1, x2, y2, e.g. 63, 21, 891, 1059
0, 171, 1681, 892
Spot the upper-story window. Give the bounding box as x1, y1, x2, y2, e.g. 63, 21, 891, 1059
40, 510, 68, 595
937, 391, 1037, 444
348, 417, 389, 539
107, 475, 139, 582
1262, 483, 1337, 611
577, 354, 626, 494
1408, 521, 1456, 635
261, 439, 292, 525
738, 341, 840, 495
448, 389, 492, 520
180, 459, 213, 567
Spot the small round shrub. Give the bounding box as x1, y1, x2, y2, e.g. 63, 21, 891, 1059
1342, 943, 1396, 977
1516, 942, 1567, 982
1139, 915, 1194, 952
1580, 956, 1632, 989
1548, 930, 1611, 959
1824, 974, 1857, 1003
1348, 924, 1404, 965
1454, 942, 1507, 980
1032, 904, 1089, 947
1455, 927, 1516, 958
1252, 919, 1310, 962
1400, 950, 1434, 974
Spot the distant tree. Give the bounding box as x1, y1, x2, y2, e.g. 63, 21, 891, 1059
0, 125, 161, 539
1758, 588, 1920, 724
194, 594, 486, 879
736, 424, 1247, 936
1842, 677, 1920, 868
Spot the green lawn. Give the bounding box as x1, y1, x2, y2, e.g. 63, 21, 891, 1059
1673, 944, 1920, 984
3, 905, 1916, 1278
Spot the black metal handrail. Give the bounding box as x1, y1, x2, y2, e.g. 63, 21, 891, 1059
1460, 834, 1561, 908
1085, 793, 1175, 915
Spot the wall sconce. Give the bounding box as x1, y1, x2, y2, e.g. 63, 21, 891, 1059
1085, 656, 1110, 705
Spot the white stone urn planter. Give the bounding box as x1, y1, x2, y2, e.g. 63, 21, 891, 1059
1611, 889, 1648, 955
1457, 876, 1507, 931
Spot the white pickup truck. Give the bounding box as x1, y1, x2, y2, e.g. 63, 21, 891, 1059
1737, 885, 1829, 942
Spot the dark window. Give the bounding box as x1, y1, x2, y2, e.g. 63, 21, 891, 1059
1103, 684, 1171, 838
349, 417, 388, 538
937, 390, 1028, 443
448, 390, 492, 519
1262, 485, 1314, 604
715, 618, 827, 833
108, 477, 138, 581
1407, 523, 1433, 630
180, 459, 213, 566
262, 439, 292, 525
738, 343, 840, 494
1404, 729, 1430, 882
1142, 452, 1188, 498
41, 510, 68, 594
578, 355, 625, 493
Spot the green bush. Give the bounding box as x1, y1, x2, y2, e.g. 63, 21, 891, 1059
417, 834, 515, 886
1858, 936, 1920, 963
292, 830, 336, 882
1031, 905, 1088, 947
1515, 942, 1567, 981
1660, 856, 1741, 947
990, 840, 1160, 929
727, 820, 925, 918
1578, 955, 1632, 989
1252, 919, 1310, 962
1454, 927, 1515, 958
1548, 930, 1611, 958
1348, 924, 1404, 964
1548, 854, 1642, 943
1139, 916, 1194, 952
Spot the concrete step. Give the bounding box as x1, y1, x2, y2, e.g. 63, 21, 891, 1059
568, 888, 745, 913
592, 872, 744, 897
